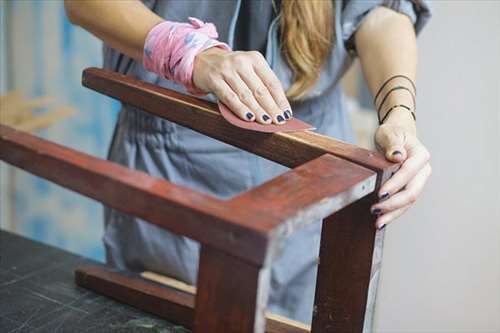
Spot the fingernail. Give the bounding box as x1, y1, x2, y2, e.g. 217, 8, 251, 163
380, 192, 390, 201
392, 150, 402, 156
262, 114, 271, 123
371, 208, 382, 216
276, 115, 285, 123
245, 112, 254, 120
378, 223, 386, 230
284, 110, 292, 119
285, 108, 293, 116
283, 111, 290, 120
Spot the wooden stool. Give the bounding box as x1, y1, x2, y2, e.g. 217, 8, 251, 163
0, 68, 398, 333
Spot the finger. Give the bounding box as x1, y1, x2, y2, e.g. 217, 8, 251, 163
211, 79, 256, 122
379, 145, 431, 197
372, 163, 431, 213
375, 125, 408, 162
222, 72, 272, 124
251, 52, 293, 118
374, 204, 412, 230
237, 66, 286, 125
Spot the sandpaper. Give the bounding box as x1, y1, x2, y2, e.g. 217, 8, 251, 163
218, 102, 315, 133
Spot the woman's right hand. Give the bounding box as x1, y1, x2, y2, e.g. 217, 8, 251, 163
193, 47, 293, 125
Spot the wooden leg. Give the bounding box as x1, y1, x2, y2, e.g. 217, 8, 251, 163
194, 245, 271, 333
311, 194, 379, 333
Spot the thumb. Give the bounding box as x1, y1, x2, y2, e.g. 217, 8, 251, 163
375, 125, 408, 162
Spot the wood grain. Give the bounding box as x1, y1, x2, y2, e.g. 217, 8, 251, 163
75, 265, 310, 333
82, 67, 398, 183
0, 124, 268, 265
194, 246, 270, 333
0, 125, 377, 266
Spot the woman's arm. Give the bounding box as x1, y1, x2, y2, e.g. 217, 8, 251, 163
64, 0, 163, 61
355, 6, 432, 229
64, 0, 291, 125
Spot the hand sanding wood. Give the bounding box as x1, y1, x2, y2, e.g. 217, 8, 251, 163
218, 102, 315, 133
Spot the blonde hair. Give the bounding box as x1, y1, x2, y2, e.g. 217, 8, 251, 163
277, 0, 335, 100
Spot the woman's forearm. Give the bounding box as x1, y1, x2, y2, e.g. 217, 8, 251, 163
64, 0, 163, 61
355, 6, 418, 133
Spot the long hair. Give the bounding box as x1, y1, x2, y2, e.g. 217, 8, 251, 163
277, 0, 335, 100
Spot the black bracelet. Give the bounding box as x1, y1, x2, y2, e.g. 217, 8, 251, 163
374, 74, 417, 105
379, 104, 416, 125
377, 85, 416, 117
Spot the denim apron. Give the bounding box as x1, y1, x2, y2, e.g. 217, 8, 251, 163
102, 0, 431, 326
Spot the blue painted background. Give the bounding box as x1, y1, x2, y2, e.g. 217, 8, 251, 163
4, 1, 120, 261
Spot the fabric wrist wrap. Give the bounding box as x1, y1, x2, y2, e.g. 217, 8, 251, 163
143, 17, 231, 96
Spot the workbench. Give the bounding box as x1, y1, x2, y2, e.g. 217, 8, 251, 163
0, 230, 187, 333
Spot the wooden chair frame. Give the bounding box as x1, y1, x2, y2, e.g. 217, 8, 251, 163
0, 68, 398, 333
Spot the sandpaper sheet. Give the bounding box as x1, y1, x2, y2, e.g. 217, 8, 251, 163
218, 102, 315, 133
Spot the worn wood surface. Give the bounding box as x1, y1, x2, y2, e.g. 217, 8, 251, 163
0, 124, 272, 266
0, 125, 377, 267
76, 264, 310, 333
82, 67, 398, 182
310, 195, 378, 332
229, 154, 376, 241
194, 246, 270, 333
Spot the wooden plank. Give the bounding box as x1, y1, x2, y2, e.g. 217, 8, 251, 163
310, 193, 383, 333
194, 245, 270, 333
0, 125, 378, 266
0, 124, 269, 265
229, 153, 376, 263
75, 265, 194, 328
75, 265, 309, 333
82, 67, 398, 180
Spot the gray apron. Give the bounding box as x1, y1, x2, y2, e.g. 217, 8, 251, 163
101, 0, 431, 326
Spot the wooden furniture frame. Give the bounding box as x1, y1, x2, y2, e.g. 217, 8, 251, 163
0, 68, 398, 333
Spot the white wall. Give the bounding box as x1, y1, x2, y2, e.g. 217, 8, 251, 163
375, 1, 500, 332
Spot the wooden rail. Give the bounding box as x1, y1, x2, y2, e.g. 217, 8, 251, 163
0, 67, 398, 333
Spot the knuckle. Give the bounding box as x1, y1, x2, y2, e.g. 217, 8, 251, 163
221, 90, 238, 103
268, 79, 282, 92
233, 55, 247, 67
407, 192, 418, 204
249, 50, 263, 60
254, 85, 267, 98
239, 89, 253, 103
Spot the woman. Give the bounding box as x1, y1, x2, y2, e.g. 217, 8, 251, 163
65, 0, 432, 326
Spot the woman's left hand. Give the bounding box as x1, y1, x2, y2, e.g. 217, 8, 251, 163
371, 116, 432, 229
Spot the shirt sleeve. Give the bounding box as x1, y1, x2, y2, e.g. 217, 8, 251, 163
341, 0, 432, 56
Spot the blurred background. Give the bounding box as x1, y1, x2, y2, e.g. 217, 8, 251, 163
0, 1, 499, 332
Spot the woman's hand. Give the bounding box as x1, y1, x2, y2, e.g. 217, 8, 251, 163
193, 47, 292, 125
371, 110, 432, 229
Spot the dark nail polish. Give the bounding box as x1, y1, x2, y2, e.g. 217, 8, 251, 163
285, 108, 293, 116
285, 110, 293, 119
380, 192, 390, 200
277, 115, 285, 123
262, 114, 270, 122
245, 112, 254, 120
392, 150, 402, 156
379, 224, 386, 230
371, 208, 382, 216
283, 111, 290, 120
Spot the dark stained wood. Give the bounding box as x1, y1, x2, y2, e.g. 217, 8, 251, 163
228, 153, 377, 263
0, 125, 379, 267
0, 124, 269, 265
76, 265, 194, 328
82, 67, 398, 181
311, 192, 385, 333
194, 245, 270, 333
75, 264, 309, 333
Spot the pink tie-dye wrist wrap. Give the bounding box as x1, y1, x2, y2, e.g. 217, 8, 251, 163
143, 17, 231, 96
